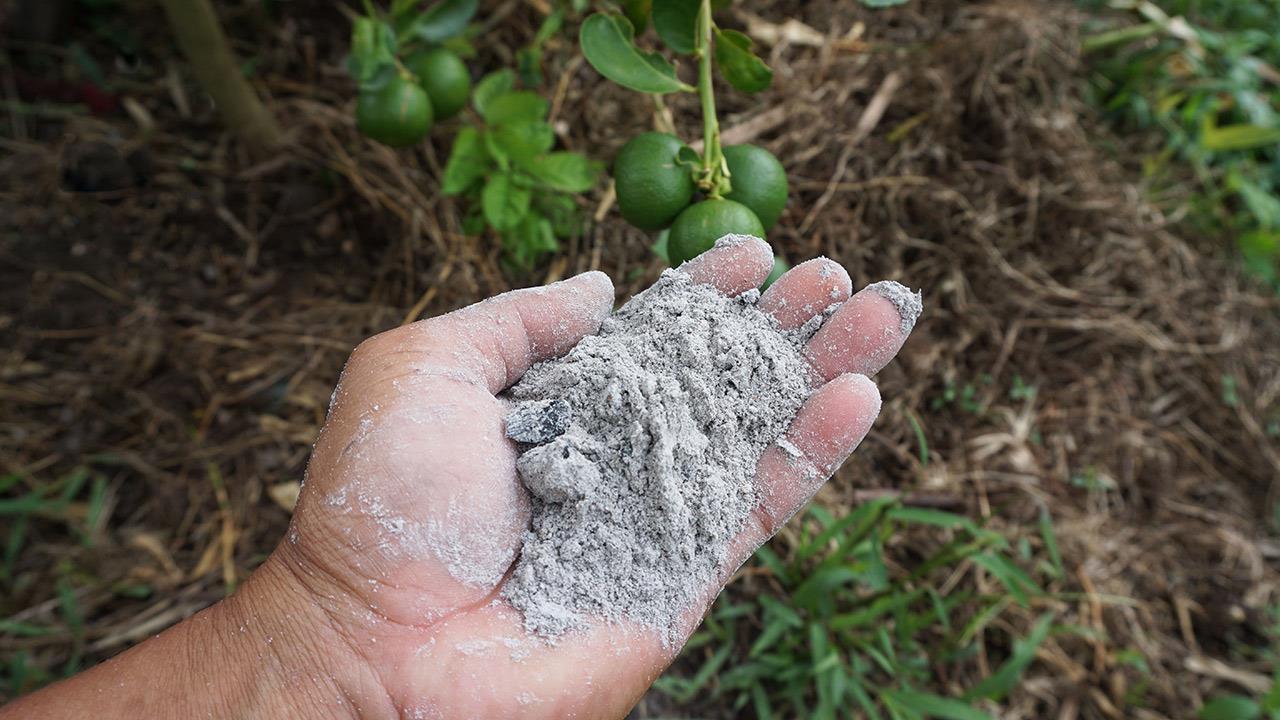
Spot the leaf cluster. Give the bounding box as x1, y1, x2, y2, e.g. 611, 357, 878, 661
580, 1, 772, 96
348, 0, 477, 91
441, 70, 601, 269
1082, 0, 1280, 290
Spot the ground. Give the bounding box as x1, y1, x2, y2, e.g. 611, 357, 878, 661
2, 0, 1279, 717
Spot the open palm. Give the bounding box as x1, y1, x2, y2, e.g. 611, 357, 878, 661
278, 238, 913, 718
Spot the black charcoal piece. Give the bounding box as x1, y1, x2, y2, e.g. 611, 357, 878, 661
505, 398, 572, 444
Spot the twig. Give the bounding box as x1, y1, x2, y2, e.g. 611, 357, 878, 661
799, 71, 902, 233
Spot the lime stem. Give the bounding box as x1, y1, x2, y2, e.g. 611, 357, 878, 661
651, 95, 677, 135
695, 0, 724, 198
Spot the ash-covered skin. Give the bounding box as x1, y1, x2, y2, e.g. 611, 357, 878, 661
500, 269, 813, 645
865, 280, 922, 335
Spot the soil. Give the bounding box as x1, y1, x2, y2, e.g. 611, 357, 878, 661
2, 0, 1279, 716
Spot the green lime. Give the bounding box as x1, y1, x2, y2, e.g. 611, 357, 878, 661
614, 132, 696, 231
357, 76, 433, 148
408, 48, 471, 121
723, 144, 788, 230
667, 198, 765, 266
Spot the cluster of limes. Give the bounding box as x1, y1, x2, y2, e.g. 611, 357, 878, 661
613, 132, 787, 266
356, 48, 471, 148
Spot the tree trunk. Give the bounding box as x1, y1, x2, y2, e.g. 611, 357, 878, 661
159, 0, 283, 155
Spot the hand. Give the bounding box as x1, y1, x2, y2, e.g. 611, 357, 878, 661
1, 239, 913, 719
274, 237, 914, 718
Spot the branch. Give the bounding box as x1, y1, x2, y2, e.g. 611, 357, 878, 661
159, 0, 282, 155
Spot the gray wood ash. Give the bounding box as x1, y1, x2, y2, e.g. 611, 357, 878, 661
500, 269, 813, 645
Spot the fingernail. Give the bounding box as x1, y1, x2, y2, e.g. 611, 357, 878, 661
713, 233, 769, 254
864, 280, 923, 335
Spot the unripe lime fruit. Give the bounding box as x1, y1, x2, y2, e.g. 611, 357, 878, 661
723, 144, 788, 230
408, 48, 470, 121
357, 76, 433, 148
667, 198, 765, 266
614, 132, 696, 231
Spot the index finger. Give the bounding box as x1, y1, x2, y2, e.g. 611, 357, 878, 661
348, 271, 616, 396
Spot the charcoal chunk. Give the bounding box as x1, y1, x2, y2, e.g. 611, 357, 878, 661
505, 399, 572, 444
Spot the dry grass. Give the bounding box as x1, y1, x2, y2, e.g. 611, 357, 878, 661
2, 0, 1279, 716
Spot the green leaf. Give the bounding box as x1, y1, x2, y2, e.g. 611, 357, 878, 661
0, 619, 57, 637
714, 28, 772, 93
494, 122, 555, 165
1262, 681, 1280, 712
348, 18, 398, 89
473, 70, 516, 117
461, 204, 486, 235
502, 213, 558, 270
537, 192, 581, 237
483, 131, 510, 170
580, 13, 692, 94
1200, 696, 1261, 720
442, 35, 476, 58
1202, 122, 1280, 152
883, 688, 993, 720
830, 588, 925, 632
621, 0, 651, 33
1228, 171, 1280, 228
441, 127, 490, 195
3, 514, 28, 580
1039, 509, 1064, 579
391, 0, 420, 20
651, 228, 670, 262
964, 613, 1054, 700
972, 552, 1040, 607
482, 173, 531, 231
1239, 231, 1279, 284
402, 0, 477, 43
482, 91, 549, 126
679, 642, 734, 702
675, 144, 702, 170
792, 566, 861, 609
653, 0, 698, 54
796, 496, 895, 561
516, 46, 544, 88
889, 506, 976, 532
523, 152, 601, 192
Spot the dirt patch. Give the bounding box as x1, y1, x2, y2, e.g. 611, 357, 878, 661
2, 0, 1279, 715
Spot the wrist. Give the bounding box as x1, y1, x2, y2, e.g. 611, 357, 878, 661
197, 546, 394, 719
0, 546, 390, 720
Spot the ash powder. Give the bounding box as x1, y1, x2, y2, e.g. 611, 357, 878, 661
500, 267, 815, 645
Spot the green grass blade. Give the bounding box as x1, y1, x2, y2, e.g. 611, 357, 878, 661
971, 552, 1039, 607
797, 496, 896, 562
1038, 509, 1063, 579
793, 566, 862, 609
0, 619, 57, 637
888, 506, 977, 533
1199, 695, 1261, 720
963, 612, 1055, 701
883, 688, 993, 720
